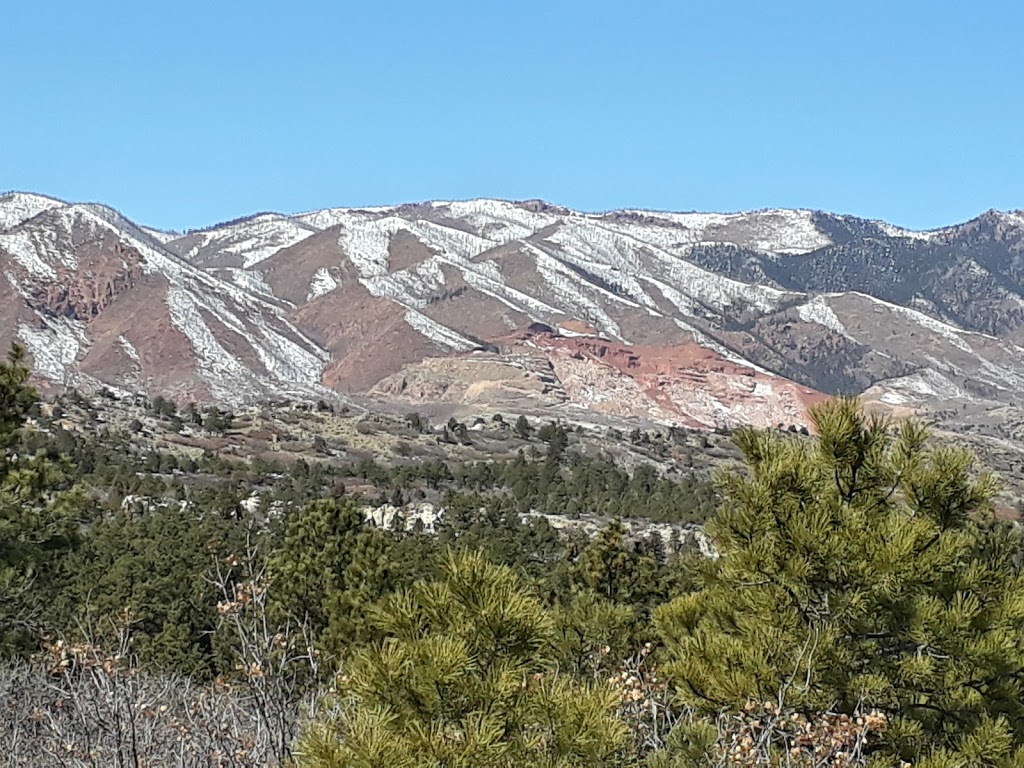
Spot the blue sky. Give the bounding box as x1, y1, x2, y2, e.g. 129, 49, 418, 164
3, 0, 1021, 231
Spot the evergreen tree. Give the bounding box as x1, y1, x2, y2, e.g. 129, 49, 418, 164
654, 397, 1024, 766
573, 520, 659, 605
515, 414, 533, 440
267, 499, 397, 660
184, 401, 203, 425
203, 406, 232, 434
0, 344, 81, 655
296, 550, 627, 767
550, 590, 635, 677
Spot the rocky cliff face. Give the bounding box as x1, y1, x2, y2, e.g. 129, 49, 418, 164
28, 240, 144, 322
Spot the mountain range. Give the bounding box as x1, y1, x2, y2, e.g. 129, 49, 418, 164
3, 190, 1024, 436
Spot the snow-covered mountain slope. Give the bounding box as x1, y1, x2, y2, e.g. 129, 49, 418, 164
0, 200, 331, 404
170, 214, 320, 269
0, 192, 65, 231
600, 208, 833, 254
140, 226, 181, 245
4, 193, 1024, 433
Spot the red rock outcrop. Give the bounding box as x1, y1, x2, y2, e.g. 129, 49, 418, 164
372, 327, 827, 431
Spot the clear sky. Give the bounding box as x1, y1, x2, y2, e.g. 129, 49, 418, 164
3, 0, 1021, 231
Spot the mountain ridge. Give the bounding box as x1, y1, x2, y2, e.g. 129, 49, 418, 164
13, 189, 1017, 239
3, 190, 1024, 438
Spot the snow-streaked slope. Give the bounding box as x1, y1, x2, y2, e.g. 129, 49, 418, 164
872, 221, 944, 242
332, 208, 799, 345
796, 295, 854, 339
2, 202, 332, 403
404, 309, 477, 351
337, 215, 552, 315
527, 243, 625, 341
181, 214, 319, 268
140, 226, 181, 244
540, 219, 792, 315
869, 370, 966, 406
0, 192, 64, 231
431, 199, 561, 242
0, 228, 60, 279
856, 291, 978, 353
293, 207, 389, 231
17, 316, 88, 383
610, 208, 833, 254
823, 291, 1024, 395
75, 206, 333, 399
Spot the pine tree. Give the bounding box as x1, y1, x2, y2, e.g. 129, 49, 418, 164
296, 550, 627, 767
58, 503, 247, 676
0, 344, 82, 655
572, 520, 665, 608
515, 414, 533, 440
654, 397, 1024, 765
267, 498, 397, 660
550, 590, 635, 677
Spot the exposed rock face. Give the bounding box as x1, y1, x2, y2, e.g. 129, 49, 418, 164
537, 335, 825, 430
373, 330, 826, 430
370, 352, 569, 411
4, 192, 1024, 436
30, 241, 144, 322
365, 501, 717, 557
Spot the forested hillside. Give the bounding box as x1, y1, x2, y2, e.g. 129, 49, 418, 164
3, 341, 1024, 767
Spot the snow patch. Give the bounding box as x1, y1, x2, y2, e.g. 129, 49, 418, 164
117, 335, 141, 365
295, 207, 390, 230
140, 226, 180, 245
873, 221, 942, 242
219, 268, 279, 299
796, 296, 854, 340
18, 317, 87, 383
404, 309, 477, 351
338, 217, 402, 277
307, 267, 339, 301
873, 370, 965, 403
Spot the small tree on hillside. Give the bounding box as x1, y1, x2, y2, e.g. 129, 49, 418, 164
267, 499, 396, 662
296, 550, 628, 767
572, 520, 662, 607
